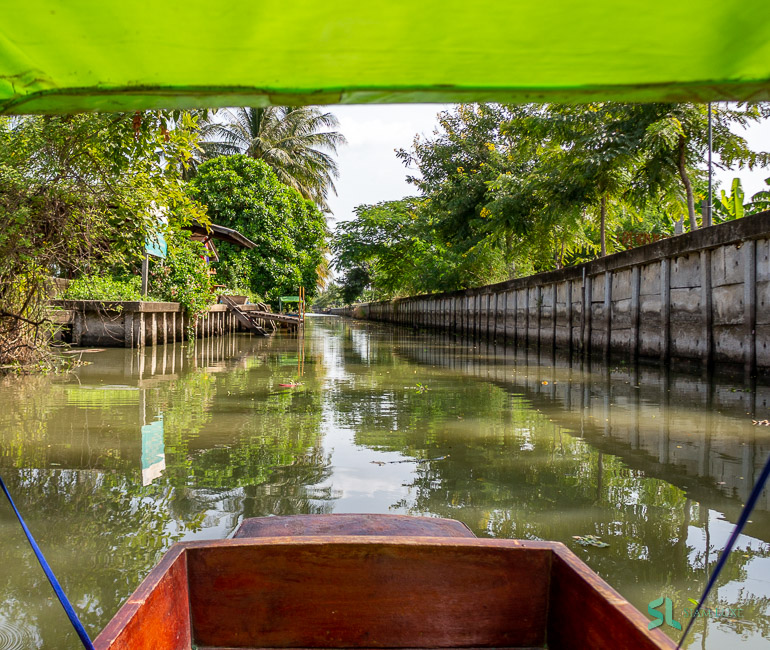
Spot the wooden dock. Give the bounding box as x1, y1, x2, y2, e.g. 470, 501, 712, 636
219, 295, 301, 335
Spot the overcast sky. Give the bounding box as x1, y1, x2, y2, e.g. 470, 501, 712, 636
325, 104, 770, 227
325, 104, 448, 227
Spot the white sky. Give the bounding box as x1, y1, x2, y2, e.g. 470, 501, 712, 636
325, 104, 449, 226
325, 104, 770, 226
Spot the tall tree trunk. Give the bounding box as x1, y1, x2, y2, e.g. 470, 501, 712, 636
600, 194, 607, 257
677, 135, 698, 231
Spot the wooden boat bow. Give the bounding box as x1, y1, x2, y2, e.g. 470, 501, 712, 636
93, 515, 676, 650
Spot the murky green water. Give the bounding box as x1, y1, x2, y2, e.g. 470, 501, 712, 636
1, 316, 770, 648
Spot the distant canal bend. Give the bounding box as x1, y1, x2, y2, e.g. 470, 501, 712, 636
0, 317, 769, 648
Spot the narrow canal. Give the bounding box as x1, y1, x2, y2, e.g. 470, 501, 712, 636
1, 316, 769, 648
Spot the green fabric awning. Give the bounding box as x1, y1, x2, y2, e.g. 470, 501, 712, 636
3, 1, 770, 114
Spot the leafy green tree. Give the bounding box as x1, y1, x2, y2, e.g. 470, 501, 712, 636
396, 105, 523, 272
310, 283, 345, 310
395, 104, 603, 272
515, 104, 645, 256
635, 103, 770, 231
189, 155, 328, 303
333, 198, 508, 303
200, 107, 346, 211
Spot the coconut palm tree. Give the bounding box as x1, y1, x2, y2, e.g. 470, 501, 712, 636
200, 106, 346, 211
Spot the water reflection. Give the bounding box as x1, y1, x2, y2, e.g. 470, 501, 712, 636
0, 333, 333, 649
140, 414, 164, 486
0, 320, 769, 648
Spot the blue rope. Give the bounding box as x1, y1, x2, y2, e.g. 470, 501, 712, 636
0, 473, 95, 650
678, 450, 770, 648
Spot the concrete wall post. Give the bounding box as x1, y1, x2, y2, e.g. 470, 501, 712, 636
502, 291, 508, 345
661, 258, 671, 364
525, 288, 530, 348
745, 239, 757, 377
137, 312, 145, 348
551, 283, 557, 349
604, 271, 612, 359
566, 281, 573, 353
583, 273, 592, 357
630, 265, 641, 359
700, 250, 713, 368
513, 289, 519, 347
124, 309, 134, 348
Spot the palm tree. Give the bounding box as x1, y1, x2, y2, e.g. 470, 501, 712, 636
200, 106, 346, 211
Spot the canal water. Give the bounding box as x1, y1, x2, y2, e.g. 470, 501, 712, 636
1, 316, 769, 648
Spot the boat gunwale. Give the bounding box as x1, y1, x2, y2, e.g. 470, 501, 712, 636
94, 536, 677, 650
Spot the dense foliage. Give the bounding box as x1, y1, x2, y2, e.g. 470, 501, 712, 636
0, 111, 206, 368
61, 233, 213, 318
310, 283, 345, 311
63, 275, 143, 302
147, 233, 213, 317
334, 102, 770, 304
189, 155, 329, 304
333, 198, 507, 302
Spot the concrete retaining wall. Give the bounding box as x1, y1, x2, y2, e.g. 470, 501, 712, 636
49, 301, 260, 347
344, 211, 770, 372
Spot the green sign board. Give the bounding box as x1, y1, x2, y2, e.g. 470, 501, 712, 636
145, 205, 168, 259
145, 231, 167, 259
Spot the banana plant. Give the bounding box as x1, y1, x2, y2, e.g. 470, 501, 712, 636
714, 177, 746, 222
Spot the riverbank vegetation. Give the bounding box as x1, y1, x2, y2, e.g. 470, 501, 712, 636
332, 102, 770, 304
1, 108, 338, 369
0, 111, 207, 368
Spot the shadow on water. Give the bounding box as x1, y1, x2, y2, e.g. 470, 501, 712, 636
0, 318, 768, 648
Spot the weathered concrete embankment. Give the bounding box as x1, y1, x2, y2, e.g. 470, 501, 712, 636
336, 211, 770, 372
49, 300, 267, 348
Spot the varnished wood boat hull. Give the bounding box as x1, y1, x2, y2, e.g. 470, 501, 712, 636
94, 516, 676, 650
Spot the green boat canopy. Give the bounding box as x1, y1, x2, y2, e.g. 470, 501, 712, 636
3, 1, 770, 114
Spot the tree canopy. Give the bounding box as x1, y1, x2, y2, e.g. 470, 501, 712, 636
189, 155, 329, 303
333, 198, 509, 302
334, 102, 770, 304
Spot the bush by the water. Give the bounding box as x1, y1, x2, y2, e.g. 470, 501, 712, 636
62, 235, 214, 319
148, 235, 214, 317
63, 275, 143, 302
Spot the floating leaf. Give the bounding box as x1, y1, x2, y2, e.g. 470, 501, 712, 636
573, 534, 610, 548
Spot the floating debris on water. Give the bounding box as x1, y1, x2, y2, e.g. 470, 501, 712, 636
370, 455, 450, 466
572, 535, 610, 548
